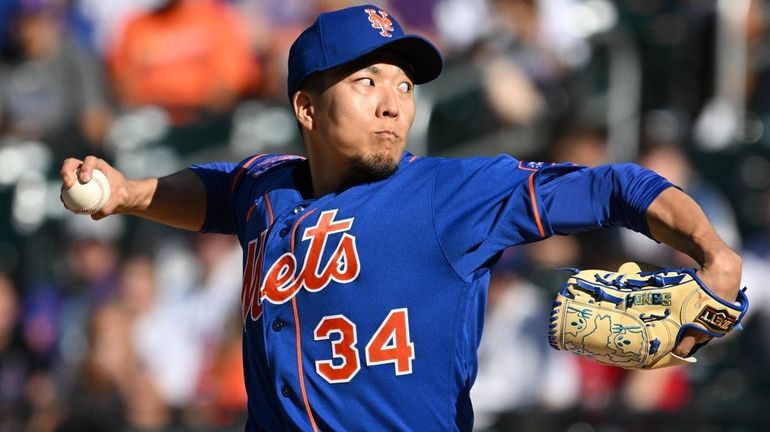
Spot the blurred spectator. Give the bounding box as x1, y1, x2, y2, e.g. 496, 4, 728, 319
0, 0, 112, 159
19, 282, 59, 369
574, 355, 689, 413
741, 185, 770, 328
0, 273, 62, 432
199, 312, 248, 429
745, 186, 770, 260
233, 0, 362, 101
741, 244, 770, 360
57, 302, 129, 432
72, 0, 160, 54
388, 0, 439, 47
425, 0, 583, 157
621, 367, 690, 412
471, 248, 580, 430
747, 0, 770, 119
24, 370, 61, 432
433, 0, 491, 56
549, 126, 608, 167
107, 0, 260, 126
389, 0, 435, 30
620, 143, 742, 266
5, 216, 125, 411
131, 233, 242, 423
64, 219, 123, 305
0, 0, 21, 56
0, 273, 33, 430
476, 0, 567, 130
686, 0, 767, 151
58, 301, 169, 432
54, 216, 125, 390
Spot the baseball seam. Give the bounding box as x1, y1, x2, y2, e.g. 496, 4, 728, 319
71, 178, 106, 214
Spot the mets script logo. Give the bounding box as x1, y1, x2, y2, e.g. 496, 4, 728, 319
241, 210, 360, 321
365, 8, 394, 38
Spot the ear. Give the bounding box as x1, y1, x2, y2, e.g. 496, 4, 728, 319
293, 90, 315, 132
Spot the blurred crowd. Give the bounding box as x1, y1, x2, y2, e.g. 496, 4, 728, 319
0, 0, 769, 431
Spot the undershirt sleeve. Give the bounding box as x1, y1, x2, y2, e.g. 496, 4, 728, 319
189, 161, 238, 234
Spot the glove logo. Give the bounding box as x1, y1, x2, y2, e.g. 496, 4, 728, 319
696, 306, 736, 333
627, 292, 671, 307
365, 9, 394, 38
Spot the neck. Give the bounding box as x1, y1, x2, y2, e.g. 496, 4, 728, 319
306, 151, 348, 198
304, 151, 402, 198
302, 139, 403, 197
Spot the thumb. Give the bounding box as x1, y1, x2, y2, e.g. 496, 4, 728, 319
673, 328, 712, 357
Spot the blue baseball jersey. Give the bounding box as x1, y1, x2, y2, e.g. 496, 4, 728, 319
190, 152, 672, 431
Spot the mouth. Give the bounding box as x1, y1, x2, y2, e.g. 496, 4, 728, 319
374, 130, 400, 141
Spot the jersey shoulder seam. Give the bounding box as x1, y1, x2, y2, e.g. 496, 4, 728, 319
430, 158, 472, 283
232, 154, 305, 194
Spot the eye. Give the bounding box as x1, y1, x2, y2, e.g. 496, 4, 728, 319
357, 77, 374, 86
397, 81, 413, 93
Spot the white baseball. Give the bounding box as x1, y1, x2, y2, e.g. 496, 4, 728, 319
61, 168, 111, 215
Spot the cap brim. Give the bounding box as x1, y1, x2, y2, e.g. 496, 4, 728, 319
376, 35, 443, 85
289, 32, 443, 100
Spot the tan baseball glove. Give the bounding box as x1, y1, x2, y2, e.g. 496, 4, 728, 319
548, 262, 749, 369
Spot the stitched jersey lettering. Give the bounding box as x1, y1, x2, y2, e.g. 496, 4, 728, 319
241, 210, 360, 317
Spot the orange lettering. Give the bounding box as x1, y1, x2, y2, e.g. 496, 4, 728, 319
260, 210, 360, 304
261, 254, 300, 303
241, 240, 259, 322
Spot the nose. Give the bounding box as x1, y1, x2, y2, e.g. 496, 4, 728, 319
376, 87, 399, 119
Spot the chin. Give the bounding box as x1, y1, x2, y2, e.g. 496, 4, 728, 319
348, 152, 400, 183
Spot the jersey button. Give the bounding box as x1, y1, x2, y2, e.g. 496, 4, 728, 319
293, 206, 304, 215
281, 385, 291, 397
279, 228, 288, 237
272, 320, 284, 331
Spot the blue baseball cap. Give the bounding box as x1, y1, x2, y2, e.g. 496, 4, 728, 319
287, 4, 443, 101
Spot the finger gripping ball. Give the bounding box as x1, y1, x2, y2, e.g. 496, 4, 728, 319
61, 169, 111, 215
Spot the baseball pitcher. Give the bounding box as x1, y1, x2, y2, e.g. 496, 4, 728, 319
60, 4, 746, 431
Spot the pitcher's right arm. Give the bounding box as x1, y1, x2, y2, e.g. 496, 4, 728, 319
60, 156, 206, 231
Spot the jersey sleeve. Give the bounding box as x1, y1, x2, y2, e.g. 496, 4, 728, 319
189, 161, 239, 234
536, 162, 673, 237
189, 154, 306, 235
432, 157, 673, 279
432, 155, 554, 279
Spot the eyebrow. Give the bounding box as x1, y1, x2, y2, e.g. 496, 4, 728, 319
359, 64, 414, 81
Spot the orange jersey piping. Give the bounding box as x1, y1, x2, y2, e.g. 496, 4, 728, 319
527, 173, 546, 238
290, 208, 319, 431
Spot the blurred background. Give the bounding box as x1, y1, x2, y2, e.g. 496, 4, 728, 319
0, 0, 768, 430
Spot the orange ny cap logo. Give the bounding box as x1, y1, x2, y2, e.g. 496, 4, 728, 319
365, 8, 394, 38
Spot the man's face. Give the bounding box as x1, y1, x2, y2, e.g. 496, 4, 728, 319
308, 55, 416, 182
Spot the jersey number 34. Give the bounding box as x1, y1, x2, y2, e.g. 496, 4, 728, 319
313, 308, 414, 383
